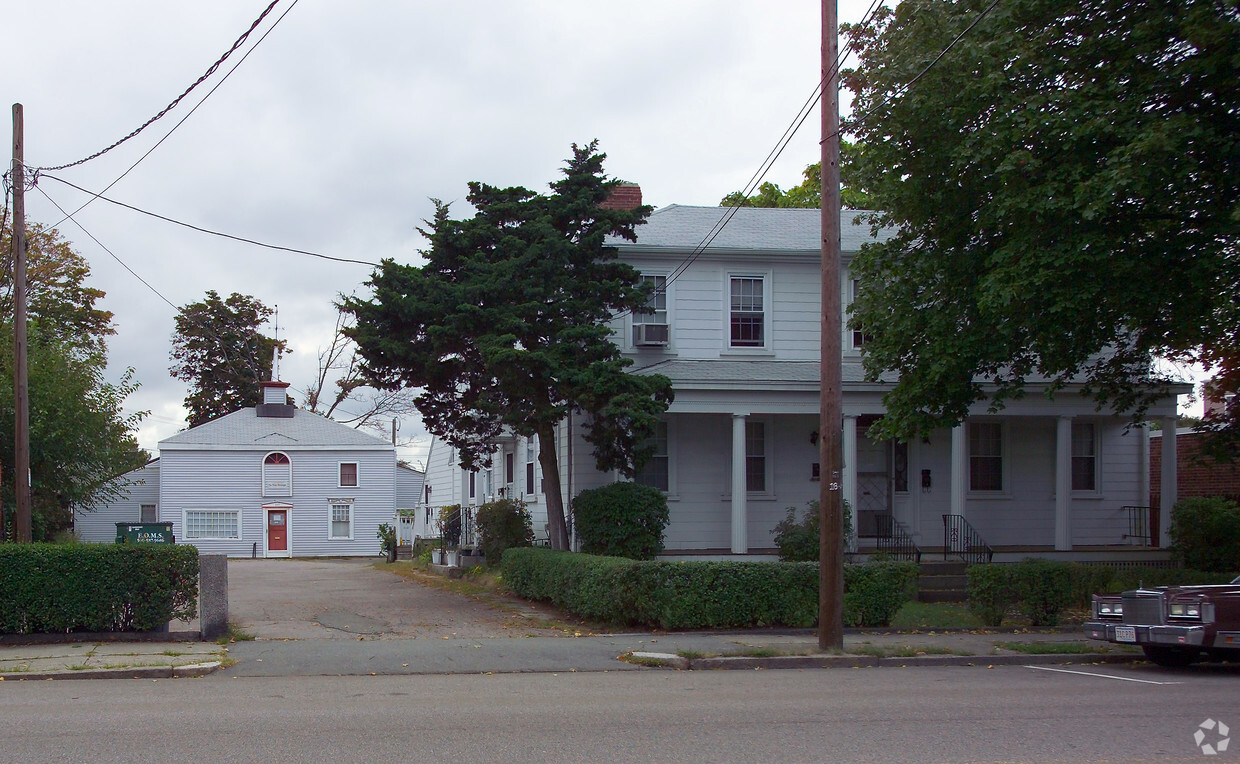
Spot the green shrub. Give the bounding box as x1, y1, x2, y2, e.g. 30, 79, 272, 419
502, 549, 912, 629
1010, 558, 1074, 627
475, 498, 534, 566
1066, 563, 1118, 608
437, 505, 462, 548
0, 544, 199, 634
843, 561, 919, 627
967, 564, 1014, 627
572, 482, 670, 560
771, 500, 854, 562
1169, 496, 1240, 573
377, 523, 397, 562
1106, 566, 1235, 591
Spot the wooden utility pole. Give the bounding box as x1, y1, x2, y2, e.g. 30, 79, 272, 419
818, 1, 844, 650
11, 103, 32, 542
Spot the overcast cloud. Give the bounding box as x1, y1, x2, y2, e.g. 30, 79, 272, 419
7, 1, 884, 466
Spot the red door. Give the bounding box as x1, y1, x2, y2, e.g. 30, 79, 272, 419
267, 510, 288, 553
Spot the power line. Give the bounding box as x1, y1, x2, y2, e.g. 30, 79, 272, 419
36, 0, 284, 172
41, 174, 380, 267
44, 0, 302, 232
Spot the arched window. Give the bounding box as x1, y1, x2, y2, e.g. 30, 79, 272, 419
263, 452, 292, 496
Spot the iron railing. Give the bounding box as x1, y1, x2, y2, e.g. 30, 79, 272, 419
876, 515, 922, 562
1121, 505, 1152, 546
942, 514, 993, 564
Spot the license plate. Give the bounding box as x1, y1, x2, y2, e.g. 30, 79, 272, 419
1114, 626, 1137, 643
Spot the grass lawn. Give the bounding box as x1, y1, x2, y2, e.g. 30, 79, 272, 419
889, 601, 984, 629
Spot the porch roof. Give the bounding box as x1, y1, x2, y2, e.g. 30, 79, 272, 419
630, 359, 896, 390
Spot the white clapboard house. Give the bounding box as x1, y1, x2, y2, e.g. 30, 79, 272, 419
77, 381, 401, 557
422, 189, 1188, 560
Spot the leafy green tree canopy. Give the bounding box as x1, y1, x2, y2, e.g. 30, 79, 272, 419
169, 291, 287, 428
719, 142, 873, 209
842, 0, 1240, 443
344, 142, 673, 549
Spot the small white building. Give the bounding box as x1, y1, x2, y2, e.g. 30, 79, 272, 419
77, 381, 402, 557
422, 197, 1187, 559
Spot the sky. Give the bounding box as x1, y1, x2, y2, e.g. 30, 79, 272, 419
5, 1, 1204, 469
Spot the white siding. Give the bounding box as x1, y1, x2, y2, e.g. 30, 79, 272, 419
75, 463, 161, 543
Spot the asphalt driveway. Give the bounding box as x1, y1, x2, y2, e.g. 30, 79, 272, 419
227, 558, 569, 640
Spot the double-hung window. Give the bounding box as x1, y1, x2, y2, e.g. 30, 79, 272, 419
850, 280, 873, 350
968, 423, 1003, 492
633, 275, 669, 346
1071, 422, 1097, 491
339, 462, 358, 488
140, 504, 158, 523
636, 420, 670, 492
729, 276, 766, 348
329, 502, 353, 540
746, 421, 767, 493
525, 437, 537, 496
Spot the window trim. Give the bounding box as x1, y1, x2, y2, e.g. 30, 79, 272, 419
631, 272, 671, 350
338, 461, 359, 488
635, 418, 677, 498
183, 509, 241, 540
262, 452, 293, 497
722, 417, 775, 500
139, 504, 158, 523
967, 421, 1007, 494
724, 271, 773, 352
1071, 421, 1101, 495
328, 500, 354, 541
848, 279, 872, 352
525, 436, 537, 496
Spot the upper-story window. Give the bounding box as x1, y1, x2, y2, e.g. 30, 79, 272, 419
729, 276, 766, 348
850, 280, 873, 350
263, 452, 292, 496
339, 462, 358, 488
633, 275, 669, 347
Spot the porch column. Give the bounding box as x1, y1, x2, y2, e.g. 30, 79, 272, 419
1138, 424, 1150, 509
842, 415, 858, 552
731, 413, 748, 554
1054, 416, 1073, 551
950, 424, 967, 520
1159, 416, 1177, 548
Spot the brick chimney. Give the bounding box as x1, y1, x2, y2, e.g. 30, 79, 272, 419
601, 181, 642, 211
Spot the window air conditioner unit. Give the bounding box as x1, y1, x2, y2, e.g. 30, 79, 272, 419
633, 323, 670, 346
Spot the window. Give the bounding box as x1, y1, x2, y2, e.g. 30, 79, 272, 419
469, 471, 476, 500
746, 421, 766, 493
968, 422, 1003, 492
263, 452, 292, 497
329, 502, 353, 539
339, 462, 358, 487
633, 274, 668, 344
184, 510, 239, 540
139, 504, 158, 523
504, 452, 514, 486
636, 420, 669, 492
1071, 422, 1097, 491
730, 276, 765, 348
525, 437, 537, 495
850, 280, 873, 349
892, 441, 909, 493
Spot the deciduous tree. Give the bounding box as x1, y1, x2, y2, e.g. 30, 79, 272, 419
841, 0, 1240, 444
344, 142, 673, 550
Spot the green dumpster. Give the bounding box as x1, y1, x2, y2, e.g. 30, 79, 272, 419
115, 522, 175, 544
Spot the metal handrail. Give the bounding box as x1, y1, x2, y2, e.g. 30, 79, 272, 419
1121, 505, 1152, 546
942, 514, 993, 564
876, 515, 922, 563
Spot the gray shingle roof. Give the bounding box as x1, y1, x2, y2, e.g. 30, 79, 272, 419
159, 408, 392, 450
608, 206, 891, 254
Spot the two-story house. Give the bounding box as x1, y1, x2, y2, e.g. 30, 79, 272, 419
422, 192, 1187, 558
76, 380, 400, 557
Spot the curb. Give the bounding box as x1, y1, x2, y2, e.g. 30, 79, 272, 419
667, 652, 1143, 671
0, 661, 223, 682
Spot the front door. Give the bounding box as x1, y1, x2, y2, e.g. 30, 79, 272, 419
267, 509, 289, 556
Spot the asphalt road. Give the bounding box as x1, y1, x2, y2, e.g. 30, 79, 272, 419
3, 664, 1236, 762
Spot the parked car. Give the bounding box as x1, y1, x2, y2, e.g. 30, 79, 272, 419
1084, 575, 1240, 666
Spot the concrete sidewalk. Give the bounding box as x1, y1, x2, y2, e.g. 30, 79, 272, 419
0, 626, 1141, 680
0, 640, 226, 681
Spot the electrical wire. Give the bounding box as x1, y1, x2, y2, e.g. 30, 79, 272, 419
36, 0, 283, 172
42, 174, 380, 267
45, 0, 302, 232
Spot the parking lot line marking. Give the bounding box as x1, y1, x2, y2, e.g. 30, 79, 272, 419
1024, 665, 1182, 685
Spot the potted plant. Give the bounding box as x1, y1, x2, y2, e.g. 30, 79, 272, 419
436, 505, 462, 566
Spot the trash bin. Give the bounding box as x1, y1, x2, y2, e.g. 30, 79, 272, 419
115, 522, 175, 544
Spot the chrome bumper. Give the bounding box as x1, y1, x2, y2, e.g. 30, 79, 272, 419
1084, 621, 1207, 647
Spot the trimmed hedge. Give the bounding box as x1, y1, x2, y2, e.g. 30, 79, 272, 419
0, 544, 199, 634
502, 548, 915, 629
1169, 496, 1240, 572
572, 482, 670, 560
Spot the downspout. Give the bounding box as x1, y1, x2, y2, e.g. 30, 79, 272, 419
566, 410, 574, 548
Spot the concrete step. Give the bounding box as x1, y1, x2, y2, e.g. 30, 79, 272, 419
918, 574, 969, 590
918, 561, 968, 576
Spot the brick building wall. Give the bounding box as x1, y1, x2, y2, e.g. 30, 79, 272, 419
1150, 430, 1240, 511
